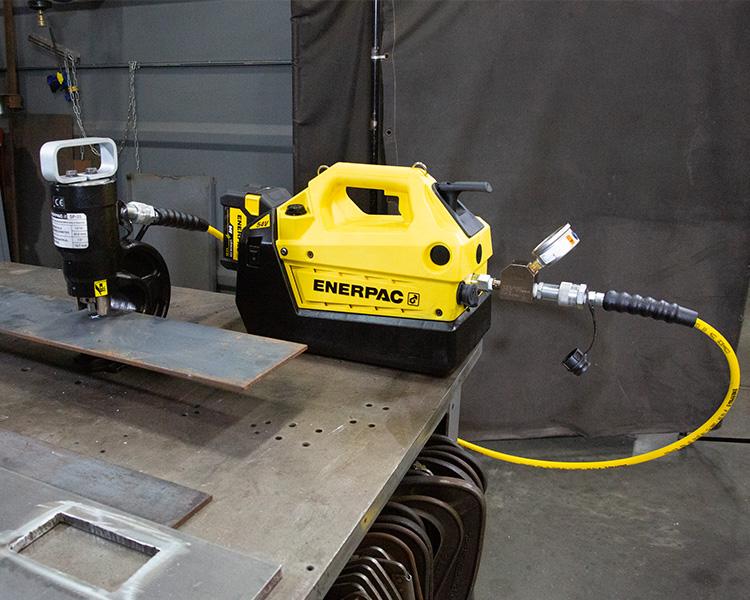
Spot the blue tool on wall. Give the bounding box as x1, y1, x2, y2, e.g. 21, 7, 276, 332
46, 70, 75, 101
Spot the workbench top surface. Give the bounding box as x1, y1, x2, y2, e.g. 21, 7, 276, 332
0, 262, 478, 599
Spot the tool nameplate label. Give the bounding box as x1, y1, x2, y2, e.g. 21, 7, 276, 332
51, 212, 88, 249
295, 270, 422, 309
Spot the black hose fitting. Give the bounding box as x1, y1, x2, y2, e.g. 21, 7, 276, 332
601, 290, 698, 327
153, 208, 209, 232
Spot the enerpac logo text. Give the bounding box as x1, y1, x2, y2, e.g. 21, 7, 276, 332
312, 279, 407, 304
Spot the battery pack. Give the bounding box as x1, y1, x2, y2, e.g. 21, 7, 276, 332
220, 186, 291, 270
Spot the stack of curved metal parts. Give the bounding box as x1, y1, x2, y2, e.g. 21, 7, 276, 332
326, 435, 487, 600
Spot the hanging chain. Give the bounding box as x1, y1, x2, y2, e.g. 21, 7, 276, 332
63, 54, 141, 171
119, 60, 141, 172
63, 53, 96, 159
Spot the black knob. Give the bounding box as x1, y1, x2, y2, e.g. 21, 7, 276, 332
285, 203, 307, 216
457, 282, 480, 308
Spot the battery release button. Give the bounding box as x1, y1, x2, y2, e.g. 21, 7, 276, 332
245, 236, 263, 268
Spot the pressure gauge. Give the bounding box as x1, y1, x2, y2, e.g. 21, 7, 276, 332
529, 223, 579, 273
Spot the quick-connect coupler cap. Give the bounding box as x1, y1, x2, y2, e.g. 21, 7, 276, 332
562, 348, 591, 375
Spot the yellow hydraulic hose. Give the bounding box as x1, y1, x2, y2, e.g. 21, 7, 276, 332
207, 225, 224, 242
457, 318, 741, 469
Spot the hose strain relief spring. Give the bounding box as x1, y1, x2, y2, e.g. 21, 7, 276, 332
602, 290, 698, 327
154, 208, 209, 232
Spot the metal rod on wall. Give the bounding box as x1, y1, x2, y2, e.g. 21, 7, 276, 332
2, 0, 22, 262
369, 0, 388, 214
6, 59, 292, 72
369, 0, 383, 166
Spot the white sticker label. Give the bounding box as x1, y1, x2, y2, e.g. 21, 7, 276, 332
52, 212, 89, 249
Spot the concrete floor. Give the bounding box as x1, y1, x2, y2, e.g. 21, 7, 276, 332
473, 298, 750, 600
473, 435, 749, 600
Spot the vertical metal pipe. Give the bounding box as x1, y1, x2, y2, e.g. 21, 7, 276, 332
2, 0, 21, 261
3, 0, 22, 109
368, 0, 387, 213
369, 0, 382, 166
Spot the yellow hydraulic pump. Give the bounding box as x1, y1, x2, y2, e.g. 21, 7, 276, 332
222, 162, 496, 375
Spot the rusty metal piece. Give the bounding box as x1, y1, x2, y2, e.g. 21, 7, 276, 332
408, 509, 445, 575
377, 559, 416, 600
426, 435, 488, 491
3, 0, 23, 111
357, 546, 392, 562
328, 581, 371, 599
393, 496, 463, 600
0, 429, 210, 528
335, 572, 384, 600
342, 564, 392, 599
413, 455, 476, 488
376, 515, 433, 561
418, 449, 484, 491
345, 558, 402, 600
370, 522, 432, 600
361, 533, 423, 600
396, 477, 486, 600
382, 502, 426, 535
419, 455, 475, 485
0, 285, 306, 392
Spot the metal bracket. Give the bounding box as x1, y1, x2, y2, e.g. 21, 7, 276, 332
495, 263, 536, 304
370, 48, 387, 60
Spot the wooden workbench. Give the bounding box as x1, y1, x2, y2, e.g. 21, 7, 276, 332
0, 263, 479, 599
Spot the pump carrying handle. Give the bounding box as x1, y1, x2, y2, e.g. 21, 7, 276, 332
306, 161, 455, 230
40, 137, 118, 184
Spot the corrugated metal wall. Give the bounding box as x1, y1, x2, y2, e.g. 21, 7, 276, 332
2, 0, 292, 288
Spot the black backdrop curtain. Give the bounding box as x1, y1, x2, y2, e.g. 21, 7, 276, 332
292, 0, 750, 440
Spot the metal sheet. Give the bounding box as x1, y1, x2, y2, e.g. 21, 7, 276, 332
0, 429, 210, 528
0, 467, 281, 599
0, 284, 306, 392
